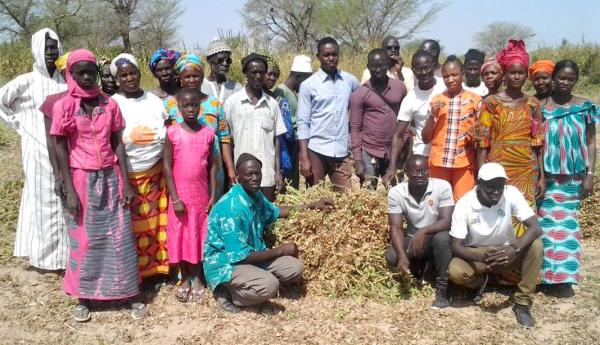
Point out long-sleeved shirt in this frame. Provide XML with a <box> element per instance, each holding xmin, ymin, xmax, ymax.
<box><xmin>349</xmin><ymin>79</ymin><xmax>407</xmax><ymax>159</ymax></box>
<box><xmin>297</xmin><ymin>68</ymin><xmax>359</xmax><ymax>158</ymax></box>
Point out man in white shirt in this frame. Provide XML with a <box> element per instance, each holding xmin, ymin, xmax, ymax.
<box><xmin>449</xmin><ymin>163</ymin><xmax>543</xmax><ymax>328</ymax></box>
<box><xmin>462</xmin><ymin>49</ymin><xmax>488</xmax><ymax>97</ymax></box>
<box><xmin>383</xmin><ymin>50</ymin><xmax>446</xmax><ymax>187</ymax></box>
<box><xmin>386</xmin><ymin>155</ymin><xmax>454</xmax><ymax>309</ymax></box>
<box><xmin>224</xmin><ymin>53</ymin><xmax>287</xmax><ymax>201</ymax></box>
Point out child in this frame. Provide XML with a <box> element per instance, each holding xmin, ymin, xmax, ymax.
<box><xmin>422</xmin><ymin>55</ymin><xmax>482</xmax><ymax>201</ymax></box>
<box><xmin>50</xmin><ymin>49</ymin><xmax>144</xmax><ymax>322</ymax></box>
<box><xmin>163</xmin><ymin>87</ymin><xmax>217</xmax><ymax>302</ymax></box>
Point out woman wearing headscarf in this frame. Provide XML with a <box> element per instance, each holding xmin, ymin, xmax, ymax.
<box><xmin>0</xmin><ymin>28</ymin><xmax>68</xmax><ymax>271</ymax></box>
<box><xmin>98</xmin><ymin>57</ymin><xmax>118</xmax><ymax>96</ymax></box>
<box><xmin>149</xmin><ymin>48</ymin><xmax>181</xmax><ymax>100</ymax></box>
<box><xmin>538</xmin><ymin>60</ymin><xmax>598</xmax><ymax>297</ymax></box>
<box><xmin>480</xmin><ymin>58</ymin><xmax>503</xmax><ymax>98</ymax></box>
<box><xmin>164</xmin><ymin>54</ymin><xmax>235</xmax><ymax>197</ymax></box>
<box><xmin>529</xmin><ymin>60</ymin><xmax>555</xmax><ymax>102</ymax></box>
<box><xmin>51</xmin><ymin>49</ymin><xmax>144</xmax><ymax>322</ymax></box>
<box><xmin>110</xmin><ymin>53</ymin><xmax>170</xmax><ymax>280</ymax></box>
<box><xmin>475</xmin><ymin>40</ymin><xmax>545</xmax><ymax>236</ymax></box>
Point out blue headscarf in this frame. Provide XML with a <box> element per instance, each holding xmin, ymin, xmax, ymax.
<box><xmin>149</xmin><ymin>48</ymin><xmax>180</xmax><ymax>73</ymax></box>
<box><xmin>174</xmin><ymin>54</ymin><xmax>204</xmax><ymax>75</ymax></box>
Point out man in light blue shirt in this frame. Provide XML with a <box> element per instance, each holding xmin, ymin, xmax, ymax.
<box><xmin>297</xmin><ymin>37</ymin><xmax>359</xmax><ymax>190</ymax></box>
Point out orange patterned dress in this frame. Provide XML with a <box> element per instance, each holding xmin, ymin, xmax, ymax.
<box><xmin>474</xmin><ymin>95</ymin><xmax>543</xmax><ymax>236</ymax></box>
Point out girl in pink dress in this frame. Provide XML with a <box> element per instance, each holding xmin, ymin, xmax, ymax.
<box><xmin>163</xmin><ymin>88</ymin><xmax>217</xmax><ymax>302</ymax></box>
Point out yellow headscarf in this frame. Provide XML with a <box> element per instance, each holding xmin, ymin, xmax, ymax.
<box><xmin>55</xmin><ymin>52</ymin><xmax>71</xmax><ymax>71</ymax></box>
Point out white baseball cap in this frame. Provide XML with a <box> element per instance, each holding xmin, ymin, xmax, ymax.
<box><xmin>291</xmin><ymin>55</ymin><xmax>312</xmax><ymax>73</ymax></box>
<box><xmin>478</xmin><ymin>163</ymin><xmax>509</xmax><ymax>181</ymax></box>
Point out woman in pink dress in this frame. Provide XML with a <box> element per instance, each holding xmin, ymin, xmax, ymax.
<box><xmin>163</xmin><ymin>87</ymin><xmax>217</xmax><ymax>302</ymax></box>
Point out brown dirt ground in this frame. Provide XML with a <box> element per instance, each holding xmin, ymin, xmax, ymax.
<box><xmin>1</xmin><ymin>126</ymin><xmax>600</xmax><ymax>345</ymax></box>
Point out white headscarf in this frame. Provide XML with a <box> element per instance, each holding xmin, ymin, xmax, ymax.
<box><xmin>110</xmin><ymin>53</ymin><xmax>139</xmax><ymax>77</ymax></box>
<box><xmin>31</xmin><ymin>28</ymin><xmax>62</xmax><ymax>77</ymax></box>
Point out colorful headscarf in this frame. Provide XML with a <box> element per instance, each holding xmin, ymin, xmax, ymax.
<box><xmin>174</xmin><ymin>54</ymin><xmax>204</xmax><ymax>74</ymax></box>
<box><xmin>149</xmin><ymin>48</ymin><xmax>180</xmax><ymax>73</ymax></box>
<box><xmin>55</xmin><ymin>52</ymin><xmax>71</xmax><ymax>71</ymax></box>
<box><xmin>481</xmin><ymin>57</ymin><xmax>502</xmax><ymax>74</ymax></box>
<box><xmin>496</xmin><ymin>40</ymin><xmax>529</xmax><ymax>73</ymax></box>
<box><xmin>98</xmin><ymin>56</ymin><xmax>112</xmax><ymax>70</ymax></box>
<box><xmin>109</xmin><ymin>53</ymin><xmax>139</xmax><ymax>77</ymax></box>
<box><xmin>528</xmin><ymin>60</ymin><xmax>555</xmax><ymax>80</ymax></box>
<box><xmin>66</xmin><ymin>49</ymin><xmax>101</xmax><ymax>100</ymax></box>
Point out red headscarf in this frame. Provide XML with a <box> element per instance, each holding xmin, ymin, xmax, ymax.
<box><xmin>66</xmin><ymin>49</ymin><xmax>101</xmax><ymax>100</ymax></box>
<box><xmin>528</xmin><ymin>60</ymin><xmax>555</xmax><ymax>80</ymax></box>
<box><xmin>496</xmin><ymin>40</ymin><xmax>529</xmax><ymax>73</ymax></box>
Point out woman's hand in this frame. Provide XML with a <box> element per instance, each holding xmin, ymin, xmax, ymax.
<box><xmin>205</xmin><ymin>197</ymin><xmax>216</xmax><ymax>214</ymax></box>
<box><xmin>122</xmin><ymin>183</ymin><xmax>136</xmax><ymax>207</ymax></box>
<box><xmin>535</xmin><ymin>174</ymin><xmax>546</xmax><ymax>201</ymax></box>
<box><xmin>173</xmin><ymin>199</ymin><xmax>187</xmax><ymax>216</ymax></box>
<box><xmin>227</xmin><ymin>170</ymin><xmax>237</xmax><ymax>186</ymax></box>
<box><xmin>65</xmin><ymin>189</ymin><xmax>80</xmax><ymax>217</ymax></box>
<box><xmin>581</xmin><ymin>174</ymin><xmax>594</xmax><ymax>199</ymax></box>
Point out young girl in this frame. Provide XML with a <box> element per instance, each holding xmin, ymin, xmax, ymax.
<box><xmin>163</xmin><ymin>87</ymin><xmax>217</xmax><ymax>302</ymax></box>
<box><xmin>422</xmin><ymin>55</ymin><xmax>482</xmax><ymax>201</ymax></box>
<box><xmin>50</xmin><ymin>49</ymin><xmax>144</xmax><ymax>322</ymax></box>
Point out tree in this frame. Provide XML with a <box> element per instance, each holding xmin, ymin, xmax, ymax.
<box><xmin>132</xmin><ymin>0</ymin><xmax>183</xmax><ymax>51</ymax></box>
<box><xmin>319</xmin><ymin>0</ymin><xmax>442</xmax><ymax>52</ymax></box>
<box><xmin>242</xmin><ymin>0</ymin><xmax>319</xmax><ymax>51</ymax></box>
<box><xmin>473</xmin><ymin>21</ymin><xmax>536</xmax><ymax>54</ymax></box>
<box><xmin>102</xmin><ymin>0</ymin><xmax>139</xmax><ymax>52</ymax></box>
<box><xmin>0</xmin><ymin>0</ymin><xmax>37</xmax><ymax>40</ymax></box>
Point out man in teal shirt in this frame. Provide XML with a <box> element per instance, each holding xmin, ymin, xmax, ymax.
<box><xmin>204</xmin><ymin>153</ymin><xmax>333</xmax><ymax>313</ymax></box>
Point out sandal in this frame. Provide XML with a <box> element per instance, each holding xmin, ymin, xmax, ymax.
<box><xmin>190</xmin><ymin>288</ymin><xmax>205</xmax><ymax>302</ymax></box>
<box><xmin>131</xmin><ymin>302</ymin><xmax>148</xmax><ymax>320</ymax></box>
<box><xmin>176</xmin><ymin>286</ymin><xmax>191</xmax><ymax>303</ymax></box>
<box><xmin>73</xmin><ymin>304</ymin><xmax>91</xmax><ymax>322</ymax></box>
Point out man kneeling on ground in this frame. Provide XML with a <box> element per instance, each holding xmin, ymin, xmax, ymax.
<box><xmin>448</xmin><ymin>163</ymin><xmax>543</xmax><ymax>328</ymax></box>
<box><xmin>203</xmin><ymin>153</ymin><xmax>334</xmax><ymax>313</ymax></box>
<box><xmin>385</xmin><ymin>155</ymin><xmax>454</xmax><ymax>309</ymax></box>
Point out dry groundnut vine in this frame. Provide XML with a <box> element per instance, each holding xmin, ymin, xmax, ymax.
<box><xmin>272</xmin><ymin>182</ymin><xmax>419</xmax><ymax>302</ymax></box>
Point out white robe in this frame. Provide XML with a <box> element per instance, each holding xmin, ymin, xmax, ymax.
<box><xmin>0</xmin><ymin>28</ymin><xmax>68</xmax><ymax>270</ymax></box>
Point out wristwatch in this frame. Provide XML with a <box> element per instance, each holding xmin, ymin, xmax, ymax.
<box><xmin>510</xmin><ymin>243</ymin><xmax>521</xmax><ymax>254</ymax></box>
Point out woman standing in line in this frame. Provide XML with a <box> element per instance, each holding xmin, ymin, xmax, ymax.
<box><xmin>538</xmin><ymin>60</ymin><xmax>598</xmax><ymax>297</ymax></box>
<box><xmin>149</xmin><ymin>48</ymin><xmax>181</xmax><ymax>100</ymax></box>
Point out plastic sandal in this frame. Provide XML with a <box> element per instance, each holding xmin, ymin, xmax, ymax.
<box><xmin>131</xmin><ymin>302</ymin><xmax>148</xmax><ymax>320</ymax></box>
<box><xmin>73</xmin><ymin>304</ymin><xmax>91</xmax><ymax>322</ymax></box>
<box><xmin>176</xmin><ymin>286</ymin><xmax>190</xmax><ymax>303</ymax></box>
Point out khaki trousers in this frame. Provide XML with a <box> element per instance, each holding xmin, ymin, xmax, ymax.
<box><xmin>448</xmin><ymin>239</ymin><xmax>543</xmax><ymax>306</ymax></box>
<box><xmin>225</xmin><ymin>256</ymin><xmax>303</xmax><ymax>307</ymax></box>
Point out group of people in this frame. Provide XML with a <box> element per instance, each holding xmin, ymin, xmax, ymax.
<box><xmin>0</xmin><ymin>28</ymin><xmax>596</xmax><ymax>329</ymax></box>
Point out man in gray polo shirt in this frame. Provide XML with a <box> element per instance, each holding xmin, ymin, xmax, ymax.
<box><xmin>385</xmin><ymin>155</ymin><xmax>454</xmax><ymax>309</ymax></box>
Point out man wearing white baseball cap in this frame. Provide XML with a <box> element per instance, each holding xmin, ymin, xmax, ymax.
<box><xmin>448</xmin><ymin>162</ymin><xmax>543</xmax><ymax>328</ymax></box>
<box><xmin>274</xmin><ymin>55</ymin><xmax>313</xmax><ymax>189</ymax></box>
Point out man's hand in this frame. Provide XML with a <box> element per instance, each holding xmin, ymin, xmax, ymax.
<box><xmin>382</xmin><ymin>170</ymin><xmax>397</xmax><ymax>189</ymax></box>
<box><xmin>54</xmin><ymin>179</ymin><xmax>66</xmax><ymax>199</ymax></box>
<box><xmin>484</xmin><ymin>245</ymin><xmax>517</xmax><ymax>270</ymax></box>
<box><xmin>408</xmin><ymin>230</ymin><xmax>427</xmax><ymax>257</ymax></box>
<box><xmin>311</xmin><ymin>197</ymin><xmax>335</xmax><ymax>211</ymax></box>
<box><xmin>397</xmin><ymin>253</ymin><xmax>410</xmax><ymax>275</ymax></box>
<box><xmin>227</xmin><ymin>170</ymin><xmax>237</xmax><ymax>186</ymax></box>
<box><xmin>277</xmin><ymin>243</ymin><xmax>299</xmax><ymax>257</ymax></box>
<box><xmin>65</xmin><ymin>189</ymin><xmax>80</xmax><ymax>217</ymax></box>
<box><xmin>300</xmin><ymin>155</ymin><xmax>312</xmax><ymax>178</ymax></box>
<box><xmin>354</xmin><ymin>160</ymin><xmax>366</xmax><ymax>184</ymax></box>
<box><xmin>275</xmin><ymin>171</ymin><xmax>283</xmax><ymax>193</ymax></box>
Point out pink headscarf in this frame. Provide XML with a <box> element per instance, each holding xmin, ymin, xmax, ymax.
<box><xmin>481</xmin><ymin>57</ymin><xmax>502</xmax><ymax>74</ymax></box>
<box><xmin>66</xmin><ymin>49</ymin><xmax>101</xmax><ymax>100</ymax></box>
<box><xmin>496</xmin><ymin>40</ymin><xmax>529</xmax><ymax>73</ymax></box>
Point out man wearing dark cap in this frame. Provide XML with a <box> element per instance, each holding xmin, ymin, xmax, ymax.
<box><xmin>224</xmin><ymin>53</ymin><xmax>287</xmax><ymax>201</ymax></box>
<box><xmin>463</xmin><ymin>48</ymin><xmax>488</xmax><ymax>96</ymax></box>
<box><xmin>202</xmin><ymin>39</ymin><xmax>242</xmax><ymax>103</ymax></box>
<box><xmin>204</xmin><ymin>153</ymin><xmax>334</xmax><ymax>313</ymax></box>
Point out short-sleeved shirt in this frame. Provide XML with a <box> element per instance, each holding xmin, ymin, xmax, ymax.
<box><xmin>463</xmin><ymin>83</ymin><xmax>488</xmax><ymax>97</ymax></box>
<box><xmin>397</xmin><ymin>81</ymin><xmax>446</xmax><ymax>156</ymax></box>
<box><xmin>429</xmin><ymin>90</ymin><xmax>481</xmax><ymax>168</ymax></box>
<box><xmin>203</xmin><ymin>183</ymin><xmax>280</xmax><ymax>289</ymax></box>
<box><xmin>40</xmin><ymin>91</ymin><xmax>68</xmax><ymax>119</ymax></box>
<box><xmin>112</xmin><ymin>92</ymin><xmax>167</xmax><ymax>173</ymax></box>
<box><xmin>201</xmin><ymin>79</ymin><xmax>243</xmax><ymax>104</ymax></box>
<box><xmin>274</xmin><ymin>84</ymin><xmax>298</xmax><ymax>129</ymax></box>
<box><xmin>296</xmin><ymin>68</ymin><xmax>359</xmax><ymax>158</ymax></box>
<box><xmin>50</xmin><ymin>95</ymin><xmax>124</xmax><ymax>170</ymax></box>
<box><xmin>450</xmin><ymin>185</ymin><xmax>535</xmax><ymax>247</ymax></box>
<box><xmin>224</xmin><ymin>89</ymin><xmax>287</xmax><ymax>187</ymax></box>
<box><xmin>387</xmin><ymin>178</ymin><xmax>454</xmax><ymax>235</ymax></box>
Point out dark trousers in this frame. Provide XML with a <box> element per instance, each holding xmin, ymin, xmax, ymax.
<box><xmin>385</xmin><ymin>231</ymin><xmax>452</xmax><ymax>290</ymax></box>
<box><xmin>282</xmin><ymin>140</ymin><xmax>300</xmax><ymax>190</ymax></box>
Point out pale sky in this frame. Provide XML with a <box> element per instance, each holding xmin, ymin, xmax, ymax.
<box><xmin>178</xmin><ymin>0</ymin><xmax>600</xmax><ymax>54</ymax></box>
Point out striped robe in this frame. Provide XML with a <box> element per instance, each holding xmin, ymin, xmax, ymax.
<box><xmin>0</xmin><ymin>28</ymin><xmax>68</xmax><ymax>270</ymax></box>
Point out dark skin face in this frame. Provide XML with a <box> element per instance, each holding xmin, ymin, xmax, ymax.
<box><xmin>553</xmin><ymin>67</ymin><xmax>578</xmax><ymax>95</ymax></box>
<box><xmin>504</xmin><ymin>63</ymin><xmax>527</xmax><ymax>91</ymax></box>
<box><xmin>237</xmin><ymin>160</ymin><xmax>262</xmax><ymax>195</ymax></box>
<box><xmin>420</xmin><ymin>41</ymin><xmax>439</xmax><ymax>64</ymax></box>
<box><xmin>532</xmin><ymin>71</ymin><xmax>553</xmax><ymax>97</ymax></box>
<box><xmin>44</xmin><ymin>37</ymin><xmax>59</xmax><ymax>75</ymax></box>
<box><xmin>264</xmin><ymin>65</ymin><xmax>280</xmax><ymax>90</ymax></box>
<box><xmin>116</xmin><ymin>63</ymin><xmax>142</xmax><ymax>97</ymax></box>
<box><xmin>382</xmin><ymin>37</ymin><xmax>400</xmax><ymax>63</ymax></box>
<box><xmin>208</xmin><ymin>51</ymin><xmax>232</xmax><ymax>78</ymax></box>
<box><xmin>176</xmin><ymin>92</ymin><xmax>201</xmax><ymax>125</ymax></box>
<box><xmin>179</xmin><ymin>66</ymin><xmax>204</xmax><ymax>89</ymax></box>
<box><xmin>100</xmin><ymin>65</ymin><xmax>118</xmax><ymax>95</ymax></box>
<box><xmin>464</xmin><ymin>60</ymin><xmax>482</xmax><ymax>86</ymax></box>
<box><xmin>405</xmin><ymin>158</ymin><xmax>429</xmax><ymax>188</ymax></box>
<box><xmin>412</xmin><ymin>55</ymin><xmax>435</xmax><ymax>89</ymax></box>
<box><xmin>317</xmin><ymin>43</ymin><xmax>339</xmax><ymax>75</ymax></box>
<box><xmin>442</xmin><ymin>61</ymin><xmax>463</xmax><ymax>95</ymax></box>
<box><xmin>367</xmin><ymin>52</ymin><xmax>390</xmax><ymax>83</ymax></box>
<box><xmin>294</xmin><ymin>72</ymin><xmax>312</xmax><ymax>91</ymax></box>
<box><xmin>154</xmin><ymin>59</ymin><xmax>176</xmax><ymax>85</ymax></box>
<box><xmin>476</xmin><ymin>178</ymin><xmax>507</xmax><ymax>207</ymax></box>
<box><xmin>246</xmin><ymin>60</ymin><xmax>267</xmax><ymax>91</ymax></box>
<box><xmin>70</xmin><ymin>61</ymin><xmax>99</xmax><ymax>90</ymax></box>
<box><xmin>482</xmin><ymin>64</ymin><xmax>503</xmax><ymax>91</ymax></box>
